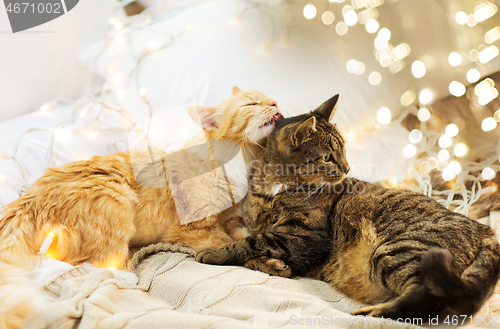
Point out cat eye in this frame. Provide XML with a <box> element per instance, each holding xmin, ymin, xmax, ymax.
<box><xmin>322</xmin><ymin>154</ymin><xmax>331</xmax><ymax>162</ymax></box>
<box><xmin>245</xmin><ymin>103</ymin><xmax>259</xmax><ymax>106</ymax></box>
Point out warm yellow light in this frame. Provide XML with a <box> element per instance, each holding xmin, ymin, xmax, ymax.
<box><xmin>336</xmin><ymin>22</ymin><xmax>348</xmax><ymax>35</ymax></box>
<box><xmin>114</xmin><ymin>22</ymin><xmax>123</xmax><ymax>31</ymax></box>
<box><xmin>419</xmin><ymin>89</ymin><xmax>434</xmax><ymax>105</ymax></box>
<box><xmin>449</xmin><ymin>81</ymin><xmax>466</xmax><ymax>97</ymax></box>
<box><xmin>448</xmin><ymin>52</ymin><xmax>462</xmax><ymax>66</ymax></box>
<box><xmin>418</xmin><ymin>108</ymin><xmax>431</xmax><ymax>122</ymax></box>
<box><xmin>455</xmin><ymin>11</ymin><xmax>468</xmax><ymax>25</ymax></box>
<box><xmin>467</xmin><ymin>69</ymin><xmax>480</xmax><ymax>83</ymax></box>
<box><xmin>303</xmin><ymin>4</ymin><xmax>317</xmax><ymax>20</ymax></box>
<box><xmin>454</xmin><ymin>143</ymin><xmax>468</xmax><ymax>157</ymax></box>
<box><xmin>88</xmin><ymin>130</ymin><xmax>96</xmax><ymax>139</ymax></box>
<box><xmin>482</xmin><ymin>117</ymin><xmax>497</xmax><ymax>131</ymax></box>
<box><xmin>344</xmin><ymin>11</ymin><xmax>358</xmax><ymax>26</ymax></box>
<box><xmin>365</xmin><ymin>19</ymin><xmax>379</xmax><ymax>33</ymax></box>
<box><xmin>390</xmin><ymin>177</ymin><xmax>397</xmax><ymax>186</ymax></box>
<box><xmin>402</xmin><ymin>144</ymin><xmax>417</xmax><ymax>158</ymax></box>
<box><xmin>346</xmin><ymin>131</ymin><xmax>355</xmax><ymax>141</ymax></box>
<box><xmin>482</xmin><ymin>167</ymin><xmax>496</xmax><ymax>180</ymax></box>
<box><xmin>411</xmin><ymin>61</ymin><xmax>426</xmax><ymax>79</ymax></box>
<box><xmin>48</xmin><ymin>232</ymin><xmax>55</xmax><ymax>238</ymax></box>
<box><xmin>40</xmin><ymin>104</ymin><xmax>49</xmax><ymax>112</ymax></box>
<box><xmin>492</xmin><ymin>184</ymin><xmax>498</xmax><ymax>192</ymax></box>
<box><xmin>368</xmin><ymin>71</ymin><xmax>382</xmax><ymax>85</ymax></box>
<box><xmin>322</xmin><ymin>11</ymin><xmax>335</xmax><ymax>25</ymax></box>
<box><xmin>186</xmin><ymin>24</ymin><xmax>194</xmax><ymax>30</ymax></box>
<box><xmin>377</xmin><ymin>107</ymin><xmax>392</xmax><ymax>125</ymax></box>
<box><xmin>139</xmin><ymin>87</ymin><xmax>147</xmax><ymax>102</ymax></box>
<box><xmin>408</xmin><ymin>129</ymin><xmax>422</xmax><ymax>144</ymax></box>
<box><xmin>445</xmin><ymin>124</ymin><xmax>459</xmax><ymax>137</ymax></box>
<box><xmin>109</xmin><ymin>17</ymin><xmax>117</xmax><ymax>25</ymax></box>
<box><xmin>109</xmin><ymin>266</ymin><xmax>116</xmax><ymax>270</ymax></box>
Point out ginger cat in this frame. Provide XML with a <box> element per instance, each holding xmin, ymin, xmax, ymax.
<box><xmin>0</xmin><ymin>87</ymin><xmax>281</xmax><ymax>329</ymax></box>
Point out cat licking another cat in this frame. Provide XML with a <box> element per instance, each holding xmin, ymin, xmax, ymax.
<box><xmin>0</xmin><ymin>88</ymin><xmax>282</xmax><ymax>329</ymax></box>
<box><xmin>197</xmin><ymin>95</ymin><xmax>500</xmax><ymax>319</ymax></box>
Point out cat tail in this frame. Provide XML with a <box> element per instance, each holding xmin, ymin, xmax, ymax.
<box><xmin>420</xmin><ymin>238</ymin><xmax>500</xmax><ymax>316</ymax></box>
<box><xmin>0</xmin><ymin>209</ymin><xmax>44</xmax><ymax>329</ymax></box>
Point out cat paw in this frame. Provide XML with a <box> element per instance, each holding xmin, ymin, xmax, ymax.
<box><xmin>244</xmin><ymin>256</ymin><xmax>292</xmax><ymax>278</ymax></box>
<box><xmin>112</xmin><ymin>270</ymin><xmax>139</xmax><ymax>286</ymax></box>
<box><xmin>351</xmin><ymin>304</ymin><xmax>393</xmax><ymax>318</ymax></box>
<box><xmin>196</xmin><ymin>249</ymin><xmax>220</xmax><ymax>264</ymax></box>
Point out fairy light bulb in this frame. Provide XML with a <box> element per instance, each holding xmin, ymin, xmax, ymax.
<box><xmin>303</xmin><ymin>4</ymin><xmax>317</xmax><ymax>20</ymax></box>
<box><xmin>418</xmin><ymin>108</ymin><xmax>431</xmax><ymax>121</ymax></box>
<box><xmin>186</xmin><ymin>24</ymin><xmax>194</xmax><ymax>30</ymax></box>
<box><xmin>482</xmin><ymin>167</ymin><xmax>496</xmax><ymax>180</ymax></box>
<box><xmin>482</xmin><ymin>117</ymin><xmax>497</xmax><ymax>131</ymax></box>
<box><xmin>377</xmin><ymin>107</ymin><xmax>392</xmax><ymax>125</ymax></box>
<box><xmin>39</xmin><ymin>232</ymin><xmax>55</xmax><ymax>254</ymax></box>
<box><xmin>408</xmin><ymin>129</ymin><xmax>422</xmax><ymax>143</ymax></box>
<box><xmin>454</xmin><ymin>143</ymin><xmax>468</xmax><ymax>157</ymax></box>
<box><xmin>114</xmin><ymin>22</ymin><xmax>123</xmax><ymax>31</ymax></box>
<box><xmin>109</xmin><ymin>17</ymin><xmax>117</xmax><ymax>25</ymax></box>
<box><xmin>40</xmin><ymin>103</ymin><xmax>49</xmax><ymax>112</ymax></box>
<box><xmin>402</xmin><ymin>144</ymin><xmax>417</xmax><ymax>158</ymax></box>
<box><xmin>448</xmin><ymin>52</ymin><xmax>462</xmax><ymax>66</ymax></box>
<box><xmin>48</xmin><ymin>232</ymin><xmax>55</xmax><ymax>239</ymax></box>
<box><xmin>346</xmin><ymin>131</ymin><xmax>355</xmax><ymax>141</ymax></box>
<box><xmin>445</xmin><ymin>124</ymin><xmax>459</xmax><ymax>137</ymax></box>
<box><xmin>427</xmin><ymin>157</ymin><xmax>438</xmax><ymax>169</ymax></box>
<box><xmin>419</xmin><ymin>89</ymin><xmax>434</xmax><ymax>105</ymax></box>
<box><xmin>401</xmin><ymin>91</ymin><xmax>416</xmax><ymax>106</ymax></box>
<box><xmin>438</xmin><ymin>149</ymin><xmax>450</xmax><ymax>161</ymax></box>
<box><xmin>368</xmin><ymin>72</ymin><xmax>382</xmax><ymax>85</ymax></box>
<box><xmin>411</xmin><ymin>61</ymin><xmax>426</xmax><ymax>79</ymax></box>
<box><xmin>467</xmin><ymin>69</ymin><xmax>480</xmax><ymax>83</ymax></box>
<box><xmin>336</xmin><ymin>22</ymin><xmax>348</xmax><ymax>35</ymax></box>
<box><xmin>109</xmin><ymin>266</ymin><xmax>116</xmax><ymax>270</ymax></box>
<box><xmin>449</xmin><ymin>161</ymin><xmax>462</xmax><ymax>174</ymax></box>
<box><xmin>322</xmin><ymin>11</ymin><xmax>335</xmax><ymax>25</ymax></box>
<box><xmin>139</xmin><ymin>87</ymin><xmax>148</xmax><ymax>102</ymax></box>
<box><xmin>449</xmin><ymin>81</ymin><xmax>466</xmax><ymax>97</ymax></box>
<box><xmin>455</xmin><ymin>11</ymin><xmax>468</xmax><ymax>25</ymax></box>
<box><xmin>344</xmin><ymin>11</ymin><xmax>358</xmax><ymax>26</ymax></box>
<box><xmin>442</xmin><ymin>166</ymin><xmax>456</xmax><ymax>181</ymax></box>
<box><xmin>438</xmin><ymin>135</ymin><xmax>452</xmax><ymax>148</ymax></box>
<box><xmin>365</xmin><ymin>19</ymin><xmax>379</xmax><ymax>33</ymax></box>
<box><xmin>346</xmin><ymin>60</ymin><xmax>360</xmax><ymax>74</ymax></box>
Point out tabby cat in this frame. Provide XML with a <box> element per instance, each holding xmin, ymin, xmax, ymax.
<box><xmin>197</xmin><ymin>95</ymin><xmax>500</xmax><ymax>319</ymax></box>
<box><xmin>0</xmin><ymin>88</ymin><xmax>281</xmax><ymax>329</ymax></box>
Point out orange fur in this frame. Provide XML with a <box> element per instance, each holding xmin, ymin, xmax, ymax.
<box><xmin>0</xmin><ymin>89</ymin><xmax>280</xmax><ymax>328</ymax></box>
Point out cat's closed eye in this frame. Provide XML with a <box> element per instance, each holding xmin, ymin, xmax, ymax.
<box><xmin>245</xmin><ymin>103</ymin><xmax>259</xmax><ymax>106</ymax></box>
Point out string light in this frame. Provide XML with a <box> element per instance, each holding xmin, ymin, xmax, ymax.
<box><xmin>417</xmin><ymin>108</ymin><xmax>431</xmax><ymax>121</ymax></box>
<box><xmin>438</xmin><ymin>135</ymin><xmax>452</xmax><ymax>148</ymax></box>
<box><xmin>408</xmin><ymin>129</ymin><xmax>422</xmax><ymax>143</ymax></box>
<box><xmin>344</xmin><ymin>11</ymin><xmax>358</xmax><ymax>26</ymax></box>
<box><xmin>479</xmin><ymin>45</ymin><xmax>499</xmax><ymax>63</ymax></box>
<box><xmin>449</xmin><ymin>161</ymin><xmax>462</xmax><ymax>174</ymax></box>
<box><xmin>438</xmin><ymin>149</ymin><xmax>450</xmax><ymax>161</ymax></box>
<box><xmin>403</xmin><ymin>144</ymin><xmax>417</xmax><ymax>158</ymax></box>
<box><xmin>449</xmin><ymin>81</ymin><xmax>466</xmax><ymax>97</ymax></box>
<box><xmin>322</xmin><ymin>11</ymin><xmax>335</xmax><ymax>25</ymax></box>
<box><xmin>368</xmin><ymin>71</ymin><xmax>382</xmax><ymax>85</ymax></box>
<box><xmin>455</xmin><ymin>11</ymin><xmax>468</xmax><ymax>25</ymax></box>
<box><xmin>303</xmin><ymin>4</ymin><xmax>317</xmax><ymax>20</ymax></box>
<box><xmin>482</xmin><ymin>117</ymin><xmax>497</xmax><ymax>131</ymax></box>
<box><xmin>485</xmin><ymin>27</ymin><xmax>500</xmax><ymax>44</ymax></box>
<box><xmin>377</xmin><ymin>107</ymin><xmax>392</xmax><ymax>125</ymax></box>
<box><xmin>442</xmin><ymin>166</ymin><xmax>456</xmax><ymax>181</ymax></box>
<box><xmin>467</xmin><ymin>69</ymin><xmax>480</xmax><ymax>83</ymax></box>
<box><xmin>336</xmin><ymin>22</ymin><xmax>348</xmax><ymax>35</ymax></box>
<box><xmin>445</xmin><ymin>124</ymin><xmax>459</xmax><ymax>137</ymax></box>
<box><xmin>365</xmin><ymin>19</ymin><xmax>379</xmax><ymax>33</ymax></box>
<box><xmin>419</xmin><ymin>89</ymin><xmax>434</xmax><ymax>105</ymax></box>
<box><xmin>474</xmin><ymin>1</ymin><xmax>498</xmax><ymax>22</ymax></box>
<box><xmin>454</xmin><ymin>143</ymin><xmax>468</xmax><ymax>157</ymax></box>
<box><xmin>427</xmin><ymin>157</ymin><xmax>438</xmax><ymax>169</ymax></box>
<box><xmin>482</xmin><ymin>167</ymin><xmax>496</xmax><ymax>180</ymax></box>
<box><xmin>411</xmin><ymin>61</ymin><xmax>426</xmax><ymax>78</ymax></box>
<box><xmin>448</xmin><ymin>52</ymin><xmax>462</xmax><ymax>66</ymax></box>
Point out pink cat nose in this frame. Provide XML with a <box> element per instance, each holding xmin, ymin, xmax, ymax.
<box><xmin>269</xmin><ymin>101</ymin><xmax>277</xmax><ymax>107</ymax></box>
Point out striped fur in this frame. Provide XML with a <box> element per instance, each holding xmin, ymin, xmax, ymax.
<box><xmin>197</xmin><ymin>95</ymin><xmax>500</xmax><ymax>319</ymax></box>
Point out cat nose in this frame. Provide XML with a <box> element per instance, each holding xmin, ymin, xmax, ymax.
<box><xmin>269</xmin><ymin>101</ymin><xmax>277</xmax><ymax>107</ymax></box>
<box><xmin>340</xmin><ymin>163</ymin><xmax>350</xmax><ymax>174</ymax></box>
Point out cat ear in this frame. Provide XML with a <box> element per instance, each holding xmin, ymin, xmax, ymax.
<box><xmin>313</xmin><ymin>94</ymin><xmax>339</xmax><ymax>122</ymax></box>
<box><xmin>232</xmin><ymin>86</ymin><xmax>242</xmax><ymax>96</ymax></box>
<box><xmin>187</xmin><ymin>106</ymin><xmax>219</xmax><ymax>131</ymax></box>
<box><xmin>291</xmin><ymin>116</ymin><xmax>317</xmax><ymax>147</ymax></box>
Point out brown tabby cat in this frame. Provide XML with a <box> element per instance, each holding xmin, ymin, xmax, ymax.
<box><xmin>0</xmin><ymin>88</ymin><xmax>281</xmax><ymax>329</ymax></box>
<box><xmin>197</xmin><ymin>95</ymin><xmax>500</xmax><ymax>319</ymax></box>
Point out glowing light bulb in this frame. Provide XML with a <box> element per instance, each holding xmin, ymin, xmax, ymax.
<box><xmin>365</xmin><ymin>19</ymin><xmax>379</xmax><ymax>33</ymax></box>
<box><xmin>112</xmin><ymin>74</ymin><xmax>121</xmax><ymax>84</ymax></box>
<box><xmin>449</xmin><ymin>161</ymin><xmax>462</xmax><ymax>174</ymax></box>
<box><xmin>438</xmin><ymin>135</ymin><xmax>452</xmax><ymax>148</ymax></box>
<box><xmin>368</xmin><ymin>72</ymin><xmax>382</xmax><ymax>85</ymax></box>
<box><xmin>455</xmin><ymin>11</ymin><xmax>468</xmax><ymax>25</ymax></box>
<box><xmin>344</xmin><ymin>11</ymin><xmax>358</xmax><ymax>26</ymax></box>
<box><xmin>449</xmin><ymin>81</ymin><xmax>466</xmax><ymax>97</ymax></box>
<box><xmin>114</xmin><ymin>22</ymin><xmax>123</xmax><ymax>31</ymax></box>
<box><xmin>48</xmin><ymin>232</ymin><xmax>55</xmax><ymax>238</ymax></box>
<box><xmin>355</xmin><ymin>61</ymin><xmax>365</xmax><ymax>75</ymax></box>
<box><xmin>401</xmin><ymin>91</ymin><xmax>416</xmax><ymax>106</ymax></box>
<box><xmin>80</xmin><ymin>110</ymin><xmax>87</xmax><ymax>117</ymax></box>
<box><xmin>427</xmin><ymin>157</ymin><xmax>438</xmax><ymax>169</ymax></box>
<box><xmin>419</xmin><ymin>89</ymin><xmax>434</xmax><ymax>105</ymax></box>
<box><xmin>378</xmin><ymin>28</ymin><xmax>391</xmax><ymax>40</ymax></box>
<box><xmin>390</xmin><ymin>177</ymin><xmax>397</xmax><ymax>186</ymax></box>
<box><xmin>418</xmin><ymin>108</ymin><xmax>431</xmax><ymax>122</ymax></box>
<box><xmin>482</xmin><ymin>167</ymin><xmax>496</xmax><ymax>180</ymax></box>
<box><xmin>109</xmin><ymin>17</ymin><xmax>117</xmax><ymax>25</ymax></box>
<box><xmin>445</xmin><ymin>124</ymin><xmax>459</xmax><ymax>137</ymax></box>
<box><xmin>408</xmin><ymin>129</ymin><xmax>422</xmax><ymax>144</ymax></box>
<box><xmin>87</xmin><ymin>129</ymin><xmax>96</xmax><ymax>139</ymax></box>
<box><xmin>139</xmin><ymin>87</ymin><xmax>148</xmax><ymax>102</ymax></box>
<box><xmin>411</xmin><ymin>61</ymin><xmax>426</xmax><ymax>79</ymax></box>
<box><xmin>109</xmin><ymin>266</ymin><xmax>116</xmax><ymax>270</ymax></box>
<box><xmin>40</xmin><ymin>104</ymin><xmax>49</xmax><ymax>112</ymax></box>
<box><xmin>438</xmin><ymin>149</ymin><xmax>450</xmax><ymax>161</ymax></box>
<box><xmin>454</xmin><ymin>143</ymin><xmax>468</xmax><ymax>157</ymax></box>
<box><xmin>303</xmin><ymin>4</ymin><xmax>317</xmax><ymax>20</ymax></box>
<box><xmin>336</xmin><ymin>22</ymin><xmax>348</xmax><ymax>35</ymax></box>
<box><xmin>403</xmin><ymin>144</ymin><xmax>417</xmax><ymax>158</ymax></box>
<box><xmin>346</xmin><ymin>60</ymin><xmax>360</xmax><ymax>74</ymax></box>
<box><xmin>492</xmin><ymin>184</ymin><xmax>498</xmax><ymax>192</ymax></box>
<box><xmin>442</xmin><ymin>166</ymin><xmax>456</xmax><ymax>181</ymax></box>
<box><xmin>117</xmin><ymin>89</ymin><xmax>126</xmax><ymax>99</ymax></box>
<box><xmin>322</xmin><ymin>11</ymin><xmax>335</xmax><ymax>25</ymax></box>
<box><xmin>467</xmin><ymin>69</ymin><xmax>480</xmax><ymax>83</ymax></box>
<box><xmin>479</xmin><ymin>46</ymin><xmax>499</xmax><ymax>63</ymax></box>
<box><xmin>346</xmin><ymin>131</ymin><xmax>355</xmax><ymax>141</ymax></box>
<box><xmin>377</xmin><ymin>107</ymin><xmax>392</xmax><ymax>125</ymax></box>
<box><xmin>448</xmin><ymin>52</ymin><xmax>462</xmax><ymax>66</ymax></box>
<box><xmin>482</xmin><ymin>117</ymin><xmax>497</xmax><ymax>131</ymax></box>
